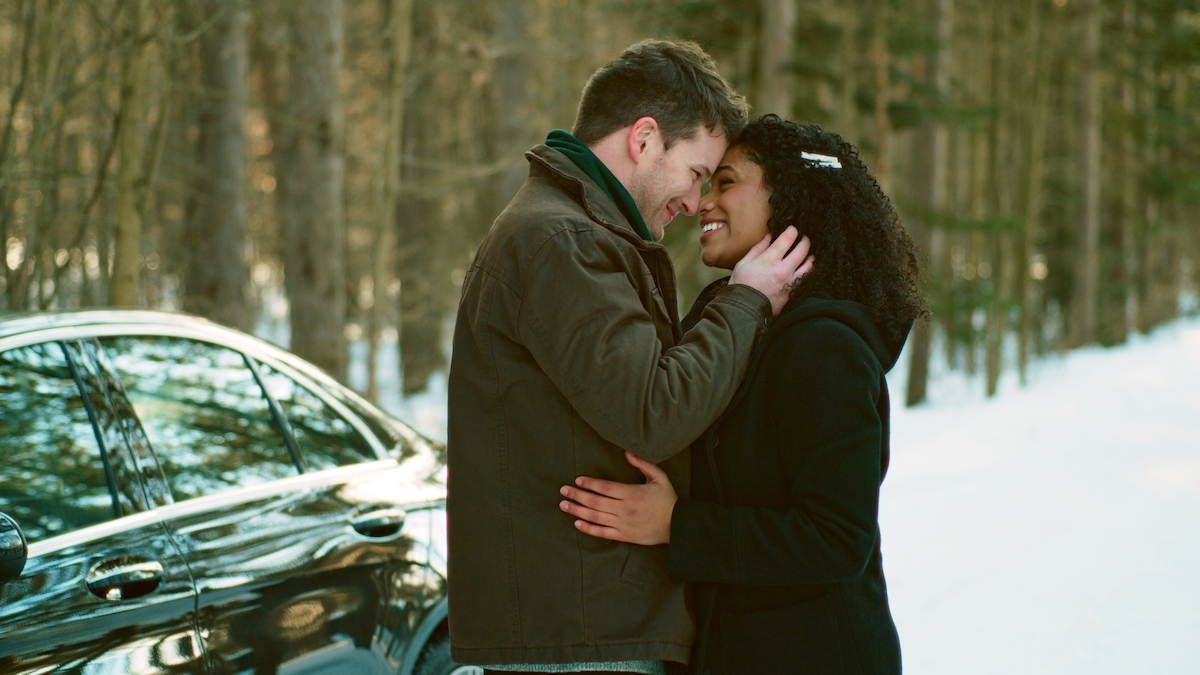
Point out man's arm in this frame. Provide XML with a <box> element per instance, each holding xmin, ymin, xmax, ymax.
<box><xmin>729</xmin><ymin>230</ymin><xmax>814</xmax><ymax>316</ymax></box>
<box><xmin>559</xmin><ymin>321</ymin><xmax>884</xmax><ymax>587</ymax></box>
<box><xmin>517</xmin><ymin>226</ymin><xmax>809</xmax><ymax>462</ymax></box>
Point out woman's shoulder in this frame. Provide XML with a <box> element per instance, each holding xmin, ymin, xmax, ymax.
<box><xmin>753</xmin><ymin>310</ymin><xmax>883</xmax><ymax>411</ymax></box>
<box><xmin>766</xmin><ymin>316</ymin><xmax>875</xmax><ymax>373</ymax></box>
<box><xmin>776</xmin><ymin>315</ymin><xmax>865</xmax><ymax>345</ymax></box>
<box><xmin>766</xmin><ymin>296</ymin><xmax>893</xmax><ymax>371</ymax></box>
<box><xmin>769</xmin><ymin>299</ymin><xmax>874</xmax><ymax>349</ymax></box>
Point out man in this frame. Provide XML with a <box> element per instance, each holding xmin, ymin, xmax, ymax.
<box><xmin>447</xmin><ymin>40</ymin><xmax>811</xmax><ymax>675</ymax></box>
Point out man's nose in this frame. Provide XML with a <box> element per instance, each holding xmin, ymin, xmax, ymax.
<box><xmin>681</xmin><ymin>184</ymin><xmax>703</xmax><ymax>215</ymax></box>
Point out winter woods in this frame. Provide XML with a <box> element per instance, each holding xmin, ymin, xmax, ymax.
<box><xmin>1</xmin><ymin>0</ymin><xmax>1197</xmax><ymax>405</ymax></box>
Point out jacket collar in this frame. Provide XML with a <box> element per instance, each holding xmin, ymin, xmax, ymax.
<box><xmin>525</xmin><ymin>144</ymin><xmax>662</xmax><ymax>250</ymax></box>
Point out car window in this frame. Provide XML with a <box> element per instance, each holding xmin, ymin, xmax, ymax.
<box><xmin>255</xmin><ymin>362</ymin><xmax>376</xmax><ymax>470</ymax></box>
<box><xmin>62</xmin><ymin>339</ymin><xmax>149</xmax><ymax>515</ymax></box>
<box><xmin>322</xmin><ymin>385</ymin><xmax>411</xmax><ymax>455</ymax></box>
<box><xmin>83</xmin><ymin>339</ymin><xmax>175</xmax><ymax>509</ymax></box>
<box><xmin>100</xmin><ymin>336</ymin><xmax>297</xmax><ymax>502</ymax></box>
<box><xmin>0</xmin><ymin>343</ymin><xmax>115</xmax><ymax>542</ymax></box>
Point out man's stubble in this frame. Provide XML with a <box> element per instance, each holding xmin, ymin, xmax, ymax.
<box><xmin>626</xmin><ymin>155</ymin><xmax>673</xmax><ymax>242</ymax></box>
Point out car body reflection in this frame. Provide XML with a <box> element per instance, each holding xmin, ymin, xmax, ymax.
<box><xmin>0</xmin><ymin>311</ymin><xmax>454</xmax><ymax>675</ymax></box>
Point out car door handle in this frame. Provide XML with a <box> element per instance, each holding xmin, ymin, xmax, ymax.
<box><xmin>86</xmin><ymin>561</ymin><xmax>165</xmax><ymax>601</ymax></box>
<box><xmin>351</xmin><ymin>509</ymin><xmax>406</xmax><ymax>538</ymax></box>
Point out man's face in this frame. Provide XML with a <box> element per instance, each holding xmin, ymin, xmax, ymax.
<box><xmin>627</xmin><ymin>126</ymin><xmax>728</xmax><ymax>241</ymax></box>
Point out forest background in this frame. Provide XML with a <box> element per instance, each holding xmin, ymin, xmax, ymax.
<box><xmin>1</xmin><ymin>0</ymin><xmax>1197</xmax><ymax>410</ymax></box>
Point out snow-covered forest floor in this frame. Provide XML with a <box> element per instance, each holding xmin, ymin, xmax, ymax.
<box><xmin>882</xmin><ymin>315</ymin><xmax>1200</xmax><ymax>673</ymax></box>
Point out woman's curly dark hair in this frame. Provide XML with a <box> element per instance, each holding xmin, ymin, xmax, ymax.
<box><xmin>734</xmin><ymin>115</ymin><xmax>926</xmax><ymax>342</ymax></box>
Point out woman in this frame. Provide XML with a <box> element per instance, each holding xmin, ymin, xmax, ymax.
<box><xmin>559</xmin><ymin>115</ymin><xmax>924</xmax><ymax>675</ymax></box>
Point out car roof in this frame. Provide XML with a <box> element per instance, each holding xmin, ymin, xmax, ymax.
<box><xmin>0</xmin><ymin>308</ymin><xmax>436</xmax><ymax>446</ymax></box>
<box><xmin>0</xmin><ymin>309</ymin><xmax>344</xmax><ymax>390</ymax></box>
<box><xmin>0</xmin><ymin>309</ymin><xmax>220</xmax><ymax>341</ymax></box>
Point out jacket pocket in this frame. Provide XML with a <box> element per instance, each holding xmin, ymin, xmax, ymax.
<box><xmin>619</xmin><ymin>543</ymin><xmax>652</xmax><ymax>589</ymax></box>
<box><xmin>717</xmin><ymin>594</ymin><xmax>844</xmax><ymax>675</ymax></box>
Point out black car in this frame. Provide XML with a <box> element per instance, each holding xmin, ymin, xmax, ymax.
<box><xmin>0</xmin><ymin>310</ymin><xmax>473</xmax><ymax>675</ymax></box>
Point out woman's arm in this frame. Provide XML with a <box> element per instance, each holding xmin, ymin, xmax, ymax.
<box><xmin>561</xmin><ymin>318</ymin><xmax>884</xmax><ymax>586</ymax></box>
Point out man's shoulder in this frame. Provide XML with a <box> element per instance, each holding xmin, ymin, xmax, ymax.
<box><xmin>478</xmin><ymin>178</ymin><xmax>632</xmax><ymax>274</ymax></box>
<box><xmin>494</xmin><ymin>173</ymin><xmax>598</xmax><ymax>238</ymax></box>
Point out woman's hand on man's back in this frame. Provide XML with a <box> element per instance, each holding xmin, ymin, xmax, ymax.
<box><xmin>560</xmin><ymin>451</ymin><xmax>677</xmax><ymax>546</ymax></box>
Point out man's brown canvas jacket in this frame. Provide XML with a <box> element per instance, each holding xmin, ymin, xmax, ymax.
<box><xmin>446</xmin><ymin>145</ymin><xmax>772</xmax><ymax>666</ymax></box>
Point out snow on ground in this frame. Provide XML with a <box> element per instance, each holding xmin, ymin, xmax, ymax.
<box><xmin>882</xmin><ymin>315</ymin><xmax>1200</xmax><ymax>674</ymax></box>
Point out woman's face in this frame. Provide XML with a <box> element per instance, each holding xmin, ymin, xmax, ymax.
<box><xmin>697</xmin><ymin>145</ymin><xmax>772</xmax><ymax>270</ymax></box>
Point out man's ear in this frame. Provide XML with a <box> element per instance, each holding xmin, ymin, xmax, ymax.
<box><xmin>626</xmin><ymin>117</ymin><xmax>661</xmax><ymax>165</ymax></box>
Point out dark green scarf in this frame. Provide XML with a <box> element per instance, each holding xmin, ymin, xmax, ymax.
<box><xmin>544</xmin><ymin>129</ymin><xmax>653</xmax><ymax>242</ymax></box>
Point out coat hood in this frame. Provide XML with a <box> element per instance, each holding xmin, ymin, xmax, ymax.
<box><xmin>683</xmin><ymin>280</ymin><xmax>909</xmax><ymax>374</ymax></box>
<box><xmin>774</xmin><ymin>296</ymin><xmax>909</xmax><ymax>373</ymax></box>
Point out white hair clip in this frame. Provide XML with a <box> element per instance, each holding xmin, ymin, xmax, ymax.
<box><xmin>801</xmin><ymin>151</ymin><xmax>842</xmax><ymax>169</ymax></box>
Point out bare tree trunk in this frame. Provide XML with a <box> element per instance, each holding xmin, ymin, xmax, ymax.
<box><xmin>97</xmin><ymin>224</ymin><xmax>112</xmax><ymax>306</ymax></box>
<box><xmin>0</xmin><ymin>1</ymin><xmax>36</xmax><ymax>311</ymax></box>
<box><xmin>396</xmin><ymin>0</ymin><xmax>448</xmax><ymax>396</ymax></box>
<box><xmin>985</xmin><ymin>234</ymin><xmax>1011</xmax><ymax>396</ymax></box>
<box><xmin>870</xmin><ymin>1</ymin><xmax>890</xmax><ymax>192</ymax></box>
<box><xmin>984</xmin><ymin>0</ymin><xmax>1011</xmax><ymax>398</ymax></box>
<box><xmin>395</xmin><ymin>0</ymin><xmax>494</xmax><ymax>396</ymax></box>
<box><xmin>493</xmin><ymin>0</ymin><xmax>532</xmax><ymax>209</ymax></box>
<box><xmin>1118</xmin><ymin>0</ymin><xmax>1138</xmax><ymax>338</ymax></box>
<box><xmin>277</xmin><ymin>0</ymin><xmax>347</xmax><ymax>381</ymax></box>
<box><xmin>559</xmin><ymin>0</ymin><xmax>592</xmax><ymax>128</ymax></box>
<box><xmin>905</xmin><ymin>0</ymin><xmax>953</xmax><ymax>407</ymax></box>
<box><xmin>185</xmin><ymin>0</ymin><xmax>249</xmax><ymax>330</ymax></box>
<box><xmin>1017</xmin><ymin>0</ymin><xmax>1053</xmax><ymax>384</ymax></box>
<box><xmin>839</xmin><ymin>2</ymin><xmax>859</xmax><ymax>140</ymax></box>
<box><xmin>1135</xmin><ymin>10</ymin><xmax>1158</xmax><ymax>335</ymax></box>
<box><xmin>965</xmin><ymin>0</ymin><xmax>992</xmax><ymax>378</ymax></box>
<box><xmin>1140</xmin><ymin>74</ymin><xmax>1189</xmax><ymax>330</ymax></box>
<box><xmin>109</xmin><ymin>0</ymin><xmax>152</xmax><ymax>307</ymax></box>
<box><xmin>1068</xmin><ymin>0</ymin><xmax>1102</xmax><ymax>347</ymax></box>
<box><xmin>757</xmin><ymin>0</ymin><xmax>797</xmax><ymax>116</ymax></box>
<box><xmin>367</xmin><ymin>0</ymin><xmax>413</xmax><ymax>402</ymax></box>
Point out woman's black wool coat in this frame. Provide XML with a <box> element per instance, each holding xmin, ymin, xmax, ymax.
<box><xmin>671</xmin><ymin>286</ymin><xmax>907</xmax><ymax>675</ymax></box>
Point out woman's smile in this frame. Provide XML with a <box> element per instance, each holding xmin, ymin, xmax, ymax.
<box><xmin>699</xmin><ymin>219</ymin><xmax>726</xmax><ymax>241</ymax></box>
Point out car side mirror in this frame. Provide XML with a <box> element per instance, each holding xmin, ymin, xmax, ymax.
<box><xmin>0</xmin><ymin>513</ymin><xmax>28</xmax><ymax>585</ymax></box>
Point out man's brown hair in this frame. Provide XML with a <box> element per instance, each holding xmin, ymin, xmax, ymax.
<box><xmin>572</xmin><ymin>40</ymin><xmax>749</xmax><ymax>148</ymax></box>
